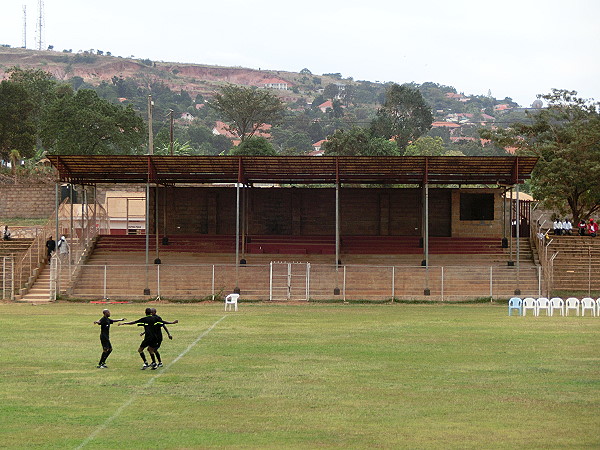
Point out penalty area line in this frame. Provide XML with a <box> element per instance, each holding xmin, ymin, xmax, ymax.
<box><xmin>76</xmin><ymin>315</ymin><xmax>227</xmax><ymax>449</ymax></box>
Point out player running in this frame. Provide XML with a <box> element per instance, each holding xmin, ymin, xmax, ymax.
<box><xmin>119</xmin><ymin>308</ymin><xmax>160</xmax><ymax>370</ymax></box>
<box><xmin>93</xmin><ymin>309</ymin><xmax>125</xmax><ymax>369</ymax></box>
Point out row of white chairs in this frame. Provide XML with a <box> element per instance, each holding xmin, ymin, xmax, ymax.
<box><xmin>508</xmin><ymin>297</ymin><xmax>600</xmax><ymax>316</ymax></box>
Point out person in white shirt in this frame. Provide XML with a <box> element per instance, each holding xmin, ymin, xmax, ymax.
<box><xmin>553</xmin><ymin>219</ymin><xmax>562</xmax><ymax>235</ymax></box>
<box><xmin>57</xmin><ymin>235</ymin><xmax>69</xmax><ymax>260</ymax></box>
<box><xmin>563</xmin><ymin>219</ymin><xmax>572</xmax><ymax>235</ymax></box>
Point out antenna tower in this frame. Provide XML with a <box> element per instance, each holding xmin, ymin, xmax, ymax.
<box><xmin>22</xmin><ymin>5</ymin><xmax>27</xmax><ymax>48</ymax></box>
<box><xmin>35</xmin><ymin>0</ymin><xmax>45</xmax><ymax>50</ymax></box>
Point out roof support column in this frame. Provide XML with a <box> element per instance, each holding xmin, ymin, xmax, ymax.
<box><xmin>234</xmin><ymin>157</ymin><xmax>243</xmax><ymax>294</ymax></box>
<box><xmin>154</xmin><ymin>184</ymin><xmax>161</xmax><ymax>266</ymax></box>
<box><xmin>514</xmin><ymin>183</ymin><xmax>521</xmax><ymax>295</ymax></box>
<box><xmin>422</xmin><ymin>158</ymin><xmax>430</xmax><ymax>295</ymax></box>
<box><xmin>334</xmin><ymin>160</ymin><xmax>341</xmax><ymax>296</ymax></box>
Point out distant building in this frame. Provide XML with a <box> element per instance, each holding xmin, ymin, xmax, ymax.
<box><xmin>258</xmin><ymin>78</ymin><xmax>290</xmax><ymax>90</ymax></box>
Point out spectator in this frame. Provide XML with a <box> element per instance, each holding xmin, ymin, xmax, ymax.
<box><xmin>57</xmin><ymin>235</ymin><xmax>69</xmax><ymax>260</ymax></box>
<box><xmin>563</xmin><ymin>219</ymin><xmax>572</xmax><ymax>236</ymax></box>
<box><xmin>578</xmin><ymin>219</ymin><xmax>587</xmax><ymax>236</ymax></box>
<box><xmin>46</xmin><ymin>236</ymin><xmax>56</xmax><ymax>261</ymax></box>
<box><xmin>553</xmin><ymin>219</ymin><xmax>562</xmax><ymax>235</ymax></box>
<box><xmin>588</xmin><ymin>218</ymin><xmax>598</xmax><ymax>237</ymax></box>
<box><xmin>2</xmin><ymin>225</ymin><xmax>11</xmax><ymax>240</ymax></box>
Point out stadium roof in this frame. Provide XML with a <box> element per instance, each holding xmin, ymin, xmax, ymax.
<box><xmin>47</xmin><ymin>155</ymin><xmax>538</xmax><ymax>186</ymax></box>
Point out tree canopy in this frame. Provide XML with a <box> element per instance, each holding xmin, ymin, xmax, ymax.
<box><xmin>41</xmin><ymin>89</ymin><xmax>145</xmax><ymax>155</ymax></box>
<box><xmin>481</xmin><ymin>89</ymin><xmax>600</xmax><ymax>223</ymax></box>
<box><xmin>207</xmin><ymin>85</ymin><xmax>284</xmax><ymax>143</ymax></box>
<box><xmin>322</xmin><ymin>127</ymin><xmax>401</xmax><ymax>156</ymax></box>
<box><xmin>370</xmin><ymin>83</ymin><xmax>433</xmax><ymax>150</ymax></box>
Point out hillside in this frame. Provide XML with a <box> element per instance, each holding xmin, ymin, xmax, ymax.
<box><xmin>0</xmin><ymin>47</ymin><xmax>526</xmax><ymax>156</ymax></box>
<box><xmin>0</xmin><ymin>47</ymin><xmax>335</xmax><ymax>101</ymax></box>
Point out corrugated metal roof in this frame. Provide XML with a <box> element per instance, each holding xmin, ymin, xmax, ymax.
<box><xmin>47</xmin><ymin>155</ymin><xmax>538</xmax><ymax>186</ymax></box>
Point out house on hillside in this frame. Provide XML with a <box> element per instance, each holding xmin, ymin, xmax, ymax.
<box><xmin>310</xmin><ymin>139</ymin><xmax>327</xmax><ymax>156</ymax></box>
<box><xmin>258</xmin><ymin>78</ymin><xmax>290</xmax><ymax>90</ymax></box>
<box><xmin>445</xmin><ymin>92</ymin><xmax>469</xmax><ymax>102</ymax></box>
<box><xmin>317</xmin><ymin>100</ymin><xmax>333</xmax><ymax>113</ymax></box>
<box><xmin>180</xmin><ymin>112</ymin><xmax>194</xmax><ymax>122</ymax></box>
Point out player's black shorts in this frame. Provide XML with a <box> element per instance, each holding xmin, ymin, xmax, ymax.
<box><xmin>154</xmin><ymin>339</ymin><xmax>162</xmax><ymax>350</ymax></box>
<box><xmin>100</xmin><ymin>338</ymin><xmax>112</xmax><ymax>350</ymax></box>
<box><xmin>140</xmin><ymin>338</ymin><xmax>159</xmax><ymax>349</ymax></box>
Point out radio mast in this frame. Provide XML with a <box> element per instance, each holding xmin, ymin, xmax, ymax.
<box><xmin>22</xmin><ymin>5</ymin><xmax>27</xmax><ymax>48</ymax></box>
<box><xmin>35</xmin><ymin>0</ymin><xmax>44</xmax><ymax>50</ymax></box>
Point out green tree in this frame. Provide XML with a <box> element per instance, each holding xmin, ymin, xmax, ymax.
<box><xmin>481</xmin><ymin>89</ymin><xmax>600</xmax><ymax>224</ymax></box>
<box><xmin>322</xmin><ymin>127</ymin><xmax>400</xmax><ymax>156</ymax></box>
<box><xmin>41</xmin><ymin>89</ymin><xmax>145</xmax><ymax>155</ymax></box>
<box><xmin>229</xmin><ymin>136</ymin><xmax>276</xmax><ymax>156</ymax></box>
<box><xmin>404</xmin><ymin>136</ymin><xmax>446</xmax><ymax>156</ymax></box>
<box><xmin>370</xmin><ymin>83</ymin><xmax>433</xmax><ymax>150</ymax></box>
<box><xmin>0</xmin><ymin>81</ymin><xmax>36</xmax><ymax>160</ymax></box>
<box><xmin>207</xmin><ymin>85</ymin><xmax>284</xmax><ymax>143</ymax></box>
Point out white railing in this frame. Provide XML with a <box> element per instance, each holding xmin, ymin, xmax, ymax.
<box><xmin>69</xmin><ymin>263</ymin><xmax>542</xmax><ymax>302</ymax></box>
<box><xmin>1</xmin><ymin>256</ymin><xmax>14</xmax><ymax>300</ymax></box>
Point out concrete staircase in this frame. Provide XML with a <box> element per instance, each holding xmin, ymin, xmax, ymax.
<box><xmin>19</xmin><ymin>262</ymin><xmax>52</xmax><ymax>303</ymax></box>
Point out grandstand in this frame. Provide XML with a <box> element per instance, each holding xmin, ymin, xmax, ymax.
<box><xmin>14</xmin><ymin>155</ymin><xmax>542</xmax><ymax>302</ymax></box>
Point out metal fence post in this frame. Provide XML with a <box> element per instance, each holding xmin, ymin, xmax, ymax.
<box><xmin>212</xmin><ymin>265</ymin><xmax>215</xmax><ymax>300</ymax></box>
<box><xmin>103</xmin><ymin>265</ymin><xmax>107</xmax><ymax>300</ymax></box>
<box><xmin>441</xmin><ymin>266</ymin><xmax>444</xmax><ymax>301</ymax></box>
<box><xmin>269</xmin><ymin>261</ymin><xmax>273</xmax><ymax>301</ymax></box>
<box><xmin>343</xmin><ymin>265</ymin><xmax>346</xmax><ymax>302</ymax></box>
<box><xmin>490</xmin><ymin>266</ymin><xmax>493</xmax><ymax>300</ymax></box>
<box><xmin>392</xmin><ymin>266</ymin><xmax>395</xmax><ymax>301</ymax></box>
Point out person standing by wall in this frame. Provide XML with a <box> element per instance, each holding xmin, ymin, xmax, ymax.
<box><xmin>3</xmin><ymin>225</ymin><xmax>11</xmax><ymax>240</ymax></box>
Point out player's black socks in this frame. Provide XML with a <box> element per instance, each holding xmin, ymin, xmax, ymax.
<box><xmin>140</xmin><ymin>352</ymin><xmax>147</xmax><ymax>363</ymax></box>
<box><xmin>154</xmin><ymin>351</ymin><xmax>161</xmax><ymax>363</ymax></box>
<box><xmin>150</xmin><ymin>353</ymin><xmax>156</xmax><ymax>364</ymax></box>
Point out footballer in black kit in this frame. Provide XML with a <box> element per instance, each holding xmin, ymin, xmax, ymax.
<box><xmin>148</xmin><ymin>307</ymin><xmax>178</xmax><ymax>369</ymax></box>
<box><xmin>93</xmin><ymin>309</ymin><xmax>125</xmax><ymax>368</ymax></box>
<box><xmin>119</xmin><ymin>307</ymin><xmax>178</xmax><ymax>370</ymax></box>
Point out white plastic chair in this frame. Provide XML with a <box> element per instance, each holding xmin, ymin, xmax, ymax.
<box><xmin>537</xmin><ymin>297</ymin><xmax>550</xmax><ymax>316</ymax></box>
<box><xmin>549</xmin><ymin>297</ymin><xmax>564</xmax><ymax>316</ymax></box>
<box><xmin>565</xmin><ymin>297</ymin><xmax>580</xmax><ymax>316</ymax></box>
<box><xmin>597</xmin><ymin>298</ymin><xmax>600</xmax><ymax>317</ymax></box>
<box><xmin>225</xmin><ymin>293</ymin><xmax>240</xmax><ymax>311</ymax></box>
<box><xmin>523</xmin><ymin>297</ymin><xmax>538</xmax><ymax>316</ymax></box>
<box><xmin>581</xmin><ymin>297</ymin><xmax>596</xmax><ymax>316</ymax></box>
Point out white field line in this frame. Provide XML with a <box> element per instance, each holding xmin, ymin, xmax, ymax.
<box><xmin>76</xmin><ymin>315</ymin><xmax>227</xmax><ymax>449</ymax></box>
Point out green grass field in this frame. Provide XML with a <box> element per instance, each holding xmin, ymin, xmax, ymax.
<box><xmin>2</xmin><ymin>302</ymin><xmax>599</xmax><ymax>449</ymax></box>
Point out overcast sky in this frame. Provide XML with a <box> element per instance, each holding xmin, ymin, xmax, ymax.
<box><xmin>2</xmin><ymin>0</ymin><xmax>599</xmax><ymax>106</ymax></box>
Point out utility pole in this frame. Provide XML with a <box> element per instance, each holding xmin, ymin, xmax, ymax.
<box><xmin>148</xmin><ymin>95</ymin><xmax>154</xmax><ymax>154</ymax></box>
<box><xmin>169</xmin><ymin>109</ymin><xmax>174</xmax><ymax>156</ymax></box>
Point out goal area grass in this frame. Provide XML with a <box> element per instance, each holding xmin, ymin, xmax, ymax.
<box><xmin>2</xmin><ymin>302</ymin><xmax>599</xmax><ymax>448</ymax></box>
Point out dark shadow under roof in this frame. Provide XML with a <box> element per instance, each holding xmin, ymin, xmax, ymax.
<box><xmin>47</xmin><ymin>155</ymin><xmax>538</xmax><ymax>186</ymax></box>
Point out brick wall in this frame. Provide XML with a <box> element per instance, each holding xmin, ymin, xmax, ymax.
<box><xmin>149</xmin><ymin>186</ymin><xmax>505</xmax><ymax>238</ymax></box>
<box><xmin>0</xmin><ymin>183</ymin><xmax>55</xmax><ymax>218</ymax></box>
